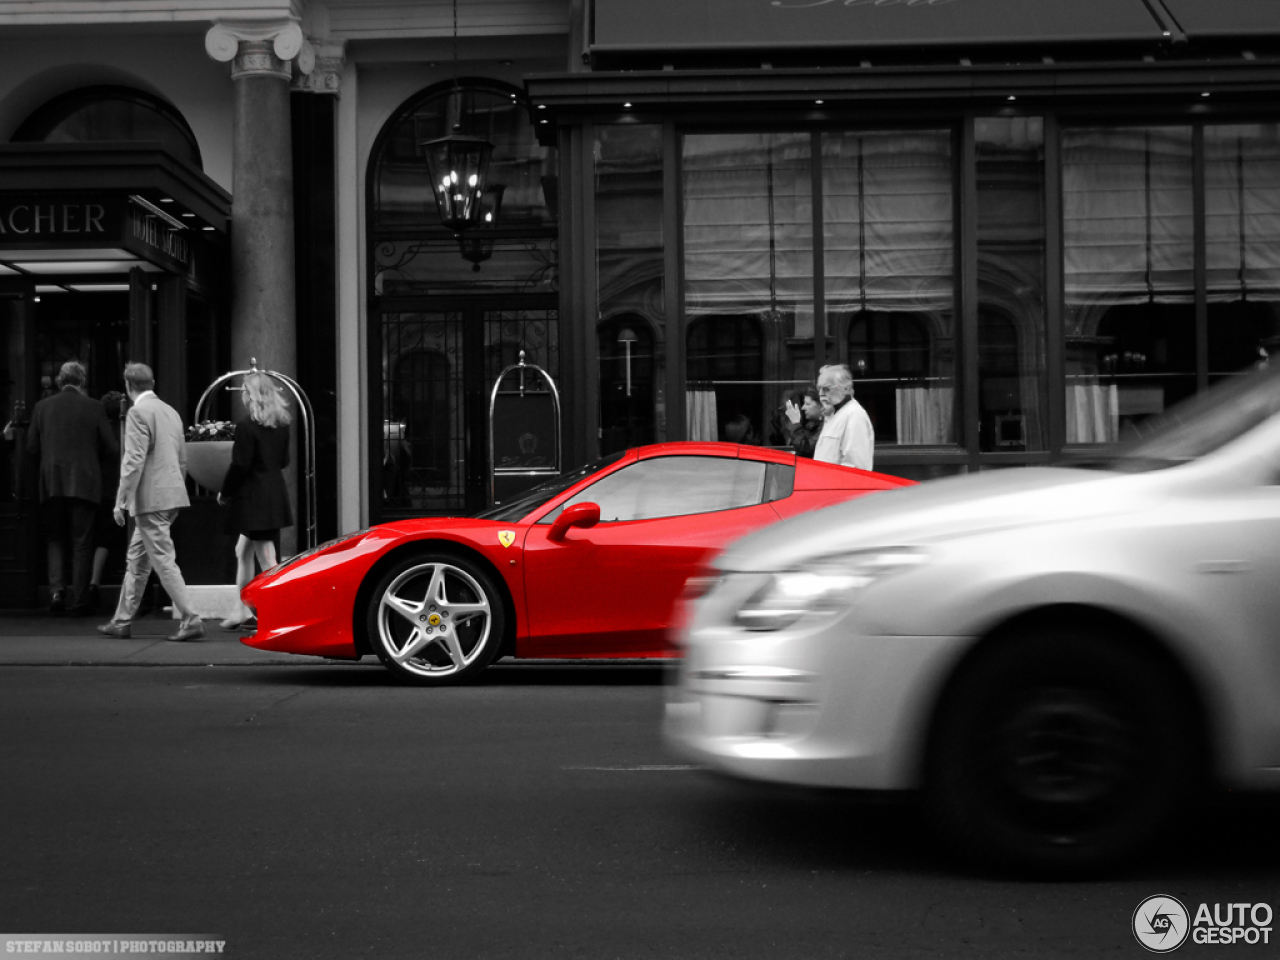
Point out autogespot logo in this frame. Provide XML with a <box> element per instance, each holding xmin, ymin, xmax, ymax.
<box><xmin>1133</xmin><ymin>895</ymin><xmax>1191</xmax><ymax>953</ymax></box>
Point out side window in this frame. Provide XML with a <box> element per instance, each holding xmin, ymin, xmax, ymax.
<box><xmin>542</xmin><ymin>456</ymin><xmax>768</xmax><ymax>523</ymax></box>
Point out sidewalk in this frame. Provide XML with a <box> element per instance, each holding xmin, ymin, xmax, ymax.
<box><xmin>0</xmin><ymin>611</ymin><xmax>359</xmax><ymax>666</ymax></box>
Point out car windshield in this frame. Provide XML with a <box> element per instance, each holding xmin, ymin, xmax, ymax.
<box><xmin>471</xmin><ymin>452</ymin><xmax>626</xmax><ymax>522</ymax></box>
<box><xmin>1082</xmin><ymin>363</ymin><xmax>1280</xmax><ymax>472</ymax></box>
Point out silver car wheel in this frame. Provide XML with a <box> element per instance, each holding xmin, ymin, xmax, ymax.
<box><xmin>374</xmin><ymin>560</ymin><xmax>495</xmax><ymax>680</ymax></box>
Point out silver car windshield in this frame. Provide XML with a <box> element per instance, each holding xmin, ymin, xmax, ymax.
<box><xmin>1094</xmin><ymin>363</ymin><xmax>1280</xmax><ymax>472</ymax></box>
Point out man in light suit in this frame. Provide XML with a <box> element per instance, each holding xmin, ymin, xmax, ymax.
<box><xmin>814</xmin><ymin>363</ymin><xmax>875</xmax><ymax>471</ymax></box>
<box><xmin>98</xmin><ymin>362</ymin><xmax>205</xmax><ymax>642</ymax></box>
<box><xmin>27</xmin><ymin>360</ymin><xmax>117</xmax><ymax>616</ymax></box>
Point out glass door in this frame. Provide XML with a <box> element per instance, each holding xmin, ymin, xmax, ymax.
<box><xmin>0</xmin><ymin>283</ymin><xmax>38</xmax><ymax>606</ymax></box>
<box><xmin>375</xmin><ymin>297</ymin><xmax>558</xmax><ymax>520</ymax></box>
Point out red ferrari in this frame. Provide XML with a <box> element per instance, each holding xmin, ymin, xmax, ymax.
<box><xmin>241</xmin><ymin>442</ymin><xmax>913</xmax><ymax>684</ymax></box>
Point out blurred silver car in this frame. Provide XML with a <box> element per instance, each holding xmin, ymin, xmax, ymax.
<box><xmin>666</xmin><ymin>364</ymin><xmax>1280</xmax><ymax>873</ymax></box>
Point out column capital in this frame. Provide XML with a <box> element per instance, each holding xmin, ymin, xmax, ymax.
<box><xmin>292</xmin><ymin>40</ymin><xmax>346</xmax><ymax>96</ymax></box>
<box><xmin>205</xmin><ymin>19</ymin><xmax>313</xmax><ymax>80</ymax></box>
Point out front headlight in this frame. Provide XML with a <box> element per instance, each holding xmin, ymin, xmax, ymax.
<box><xmin>732</xmin><ymin>548</ymin><xmax>927</xmax><ymax>633</ymax></box>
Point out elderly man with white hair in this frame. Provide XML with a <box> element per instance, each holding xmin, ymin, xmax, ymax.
<box><xmin>813</xmin><ymin>363</ymin><xmax>875</xmax><ymax>470</ymax></box>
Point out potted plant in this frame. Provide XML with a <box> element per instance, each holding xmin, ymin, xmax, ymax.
<box><xmin>185</xmin><ymin>419</ymin><xmax>235</xmax><ymax>492</ymax></box>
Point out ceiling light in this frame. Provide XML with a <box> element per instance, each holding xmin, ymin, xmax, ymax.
<box><xmin>1007</xmin><ymin>95</ymin><xmax>1017</xmax><ymax>101</ymax></box>
<box><xmin>537</xmin><ymin>104</ymin><xmax>546</xmax><ymax>110</ymax></box>
<box><xmin>623</xmin><ymin>102</ymin><xmax>632</xmax><ymax>108</ymax></box>
<box><xmin>815</xmin><ymin>100</ymin><xmax>824</xmax><ymax>105</ymax></box>
<box><xmin>1201</xmin><ymin>91</ymin><xmax>1211</xmax><ymax>97</ymax></box>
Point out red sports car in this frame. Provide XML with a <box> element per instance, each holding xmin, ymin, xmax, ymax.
<box><xmin>241</xmin><ymin>442</ymin><xmax>912</xmax><ymax>684</ymax></box>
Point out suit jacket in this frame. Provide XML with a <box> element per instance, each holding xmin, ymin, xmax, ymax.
<box><xmin>26</xmin><ymin>386</ymin><xmax>118</xmax><ymax>504</ymax></box>
<box><xmin>116</xmin><ymin>392</ymin><xmax>190</xmax><ymax>516</ymax></box>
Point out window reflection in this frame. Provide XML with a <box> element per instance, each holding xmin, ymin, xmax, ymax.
<box><xmin>1205</xmin><ymin>124</ymin><xmax>1280</xmax><ymax>382</ymax></box>
<box><xmin>977</xmin><ymin>117</ymin><xmax>1047</xmax><ymax>452</ymax></box>
<box><xmin>597</xmin><ymin>125</ymin><xmax>665</xmax><ymax>444</ymax></box>
<box><xmin>1063</xmin><ymin>126</ymin><xmax>1194</xmax><ymax>441</ymax></box>
<box><xmin>824</xmin><ymin>130</ymin><xmax>956</xmax><ymax>446</ymax></box>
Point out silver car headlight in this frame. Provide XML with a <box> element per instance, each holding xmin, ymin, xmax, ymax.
<box><xmin>732</xmin><ymin>548</ymin><xmax>928</xmax><ymax>633</ymax></box>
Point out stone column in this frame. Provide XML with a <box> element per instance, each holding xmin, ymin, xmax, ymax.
<box><xmin>207</xmin><ymin>20</ymin><xmax>313</xmax><ymax>558</ymax></box>
<box><xmin>205</xmin><ymin>19</ymin><xmax>313</xmax><ymax>380</ymax></box>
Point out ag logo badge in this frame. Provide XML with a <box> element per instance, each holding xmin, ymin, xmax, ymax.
<box><xmin>1133</xmin><ymin>895</ymin><xmax>1190</xmax><ymax>953</ymax></box>
<box><xmin>498</xmin><ymin>530</ymin><xmax>516</xmax><ymax>548</ymax></box>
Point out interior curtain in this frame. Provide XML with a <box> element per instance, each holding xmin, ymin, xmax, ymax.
<box><xmin>1205</xmin><ymin>125</ymin><xmax>1280</xmax><ymax>304</ymax></box>
<box><xmin>682</xmin><ymin>133</ymin><xmax>812</xmax><ymax>317</ymax></box>
<box><xmin>1065</xmin><ymin>382</ymin><xmax>1119</xmax><ymax>443</ymax></box>
<box><xmin>823</xmin><ymin>131</ymin><xmax>954</xmax><ymax>314</ymax></box>
<box><xmin>1062</xmin><ymin>127</ymin><xmax>1194</xmax><ymax>308</ymax></box>
<box><xmin>686</xmin><ymin>390</ymin><xmax>718</xmax><ymax>441</ymax></box>
<box><xmin>894</xmin><ymin>387</ymin><xmax>955</xmax><ymax>444</ymax></box>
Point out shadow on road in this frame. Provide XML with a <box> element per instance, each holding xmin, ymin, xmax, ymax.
<box><xmin>678</xmin><ymin>775</ymin><xmax>1280</xmax><ymax>881</ymax></box>
<box><xmin>243</xmin><ymin>661</ymin><xmax>671</xmax><ymax>688</ymax></box>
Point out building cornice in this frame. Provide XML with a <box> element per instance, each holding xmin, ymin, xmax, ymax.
<box><xmin>0</xmin><ymin>2</ymin><xmax>305</xmax><ymax>25</ymax></box>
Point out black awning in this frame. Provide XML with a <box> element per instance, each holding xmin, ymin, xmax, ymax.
<box><xmin>1161</xmin><ymin>0</ymin><xmax>1280</xmax><ymax>39</ymax></box>
<box><xmin>590</xmin><ymin>0</ymin><xmax>1169</xmax><ymax>54</ymax></box>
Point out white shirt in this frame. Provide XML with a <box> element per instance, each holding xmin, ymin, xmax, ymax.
<box><xmin>814</xmin><ymin>396</ymin><xmax>874</xmax><ymax>470</ymax></box>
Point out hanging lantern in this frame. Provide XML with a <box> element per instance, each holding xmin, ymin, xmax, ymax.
<box><xmin>458</xmin><ymin>184</ymin><xmax>506</xmax><ymax>270</ymax></box>
<box><xmin>420</xmin><ymin>133</ymin><xmax>494</xmax><ymax>232</ymax></box>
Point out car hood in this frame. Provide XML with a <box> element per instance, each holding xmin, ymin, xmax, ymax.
<box><xmin>718</xmin><ymin>466</ymin><xmax>1152</xmax><ymax>572</ymax></box>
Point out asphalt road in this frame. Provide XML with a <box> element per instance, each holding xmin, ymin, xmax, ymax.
<box><xmin>2</xmin><ymin>661</ymin><xmax>1278</xmax><ymax>959</ymax></box>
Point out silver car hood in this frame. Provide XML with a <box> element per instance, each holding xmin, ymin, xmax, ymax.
<box><xmin>722</xmin><ymin>466</ymin><xmax>1154</xmax><ymax>572</ymax></box>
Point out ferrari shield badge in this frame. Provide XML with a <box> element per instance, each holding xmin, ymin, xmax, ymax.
<box><xmin>498</xmin><ymin>530</ymin><xmax>516</xmax><ymax>548</ymax></box>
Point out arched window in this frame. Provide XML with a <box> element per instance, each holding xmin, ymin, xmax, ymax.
<box><xmin>686</xmin><ymin>316</ymin><xmax>764</xmax><ymax>443</ymax></box>
<box><xmin>369</xmin><ymin>78</ymin><xmax>556</xmax><ymax>295</ymax></box>
<box><xmin>599</xmin><ymin>315</ymin><xmax>656</xmax><ymax>454</ymax></box>
<box><xmin>13</xmin><ymin>86</ymin><xmax>201</xmax><ymax>168</ymax></box>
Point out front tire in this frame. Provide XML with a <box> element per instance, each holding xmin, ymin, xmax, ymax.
<box><xmin>366</xmin><ymin>552</ymin><xmax>505</xmax><ymax>685</ymax></box>
<box><xmin>925</xmin><ymin>625</ymin><xmax>1199</xmax><ymax>875</ymax></box>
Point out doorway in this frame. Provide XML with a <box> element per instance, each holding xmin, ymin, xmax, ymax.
<box><xmin>374</xmin><ymin>296</ymin><xmax>558</xmax><ymax>520</ymax></box>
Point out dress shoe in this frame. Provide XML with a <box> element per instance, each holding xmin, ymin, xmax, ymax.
<box><xmin>96</xmin><ymin>620</ymin><xmax>132</xmax><ymax>639</ymax></box>
<box><xmin>49</xmin><ymin>591</ymin><xmax>66</xmax><ymax>615</ymax></box>
<box><xmin>166</xmin><ymin>617</ymin><xmax>206</xmax><ymax>642</ymax></box>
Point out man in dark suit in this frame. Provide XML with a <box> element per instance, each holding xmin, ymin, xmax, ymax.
<box><xmin>27</xmin><ymin>360</ymin><xmax>118</xmax><ymax>615</ymax></box>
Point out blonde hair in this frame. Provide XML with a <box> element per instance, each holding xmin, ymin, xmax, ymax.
<box><xmin>240</xmin><ymin>372</ymin><xmax>292</xmax><ymax>428</ymax></box>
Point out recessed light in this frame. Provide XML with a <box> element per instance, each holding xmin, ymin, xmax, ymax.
<box><xmin>202</xmin><ymin>226</ymin><xmax>215</xmax><ymax>231</ymax></box>
<box><xmin>1201</xmin><ymin>91</ymin><xmax>1211</xmax><ymax>97</ymax></box>
<box><xmin>537</xmin><ymin>104</ymin><xmax>546</xmax><ymax>110</ymax></box>
<box><xmin>33</xmin><ymin>295</ymin><xmax>40</xmax><ymax>302</ymax></box>
<box><xmin>159</xmin><ymin>197</ymin><xmax>173</xmax><ymax>203</ymax></box>
<box><xmin>181</xmin><ymin>212</ymin><xmax>195</xmax><ymax>218</ymax></box>
<box><xmin>540</xmin><ymin>119</ymin><xmax>547</xmax><ymax>124</ymax></box>
<box><xmin>1007</xmin><ymin>95</ymin><xmax>1017</xmax><ymax>101</ymax></box>
<box><xmin>815</xmin><ymin>99</ymin><xmax>824</xmax><ymax>105</ymax></box>
<box><xmin>623</xmin><ymin>102</ymin><xmax>632</xmax><ymax>108</ymax></box>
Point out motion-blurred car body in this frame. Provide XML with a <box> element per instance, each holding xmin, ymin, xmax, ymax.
<box><xmin>242</xmin><ymin>442</ymin><xmax>911</xmax><ymax>684</ymax></box>
<box><xmin>667</xmin><ymin>365</ymin><xmax>1280</xmax><ymax>872</ymax></box>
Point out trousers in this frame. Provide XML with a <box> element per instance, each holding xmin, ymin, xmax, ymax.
<box><xmin>111</xmin><ymin>509</ymin><xmax>195</xmax><ymax>622</ymax></box>
<box><xmin>43</xmin><ymin>496</ymin><xmax>97</xmax><ymax>606</ymax></box>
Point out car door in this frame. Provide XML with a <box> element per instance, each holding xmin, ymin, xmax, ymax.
<box><xmin>521</xmin><ymin>455</ymin><xmax>781</xmax><ymax>657</ymax></box>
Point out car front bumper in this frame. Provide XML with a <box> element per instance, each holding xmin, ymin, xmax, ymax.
<box><xmin>664</xmin><ymin>619</ymin><xmax>970</xmax><ymax>791</ymax></box>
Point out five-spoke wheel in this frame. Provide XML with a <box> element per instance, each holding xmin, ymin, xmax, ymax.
<box><xmin>366</xmin><ymin>553</ymin><xmax>504</xmax><ymax>685</ymax></box>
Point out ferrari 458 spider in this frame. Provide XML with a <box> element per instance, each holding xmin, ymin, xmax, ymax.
<box><xmin>241</xmin><ymin>441</ymin><xmax>912</xmax><ymax>684</ymax></box>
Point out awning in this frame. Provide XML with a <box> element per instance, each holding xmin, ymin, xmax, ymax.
<box><xmin>590</xmin><ymin>0</ymin><xmax>1170</xmax><ymax>55</ymax></box>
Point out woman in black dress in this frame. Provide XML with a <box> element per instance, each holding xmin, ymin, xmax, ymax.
<box><xmin>217</xmin><ymin>372</ymin><xmax>293</xmax><ymax>630</ymax></box>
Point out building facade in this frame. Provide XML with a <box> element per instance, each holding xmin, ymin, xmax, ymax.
<box><xmin>0</xmin><ymin>0</ymin><xmax>1277</xmax><ymax>604</ymax></box>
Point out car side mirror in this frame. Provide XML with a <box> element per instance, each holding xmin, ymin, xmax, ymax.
<box><xmin>547</xmin><ymin>502</ymin><xmax>601</xmax><ymax>542</ymax></box>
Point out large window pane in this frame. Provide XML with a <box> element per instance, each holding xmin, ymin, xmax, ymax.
<box><xmin>683</xmin><ymin>133</ymin><xmax>812</xmax><ymax>445</ymax></box>
<box><xmin>977</xmin><ymin>117</ymin><xmax>1047</xmax><ymax>453</ymax></box>
<box><xmin>597</xmin><ymin>125</ymin><xmax>665</xmax><ymax>449</ymax></box>
<box><xmin>1205</xmin><ymin>124</ymin><xmax>1280</xmax><ymax>382</ymax></box>
<box><xmin>824</xmin><ymin>130</ymin><xmax>955</xmax><ymax>446</ymax></box>
<box><xmin>1063</xmin><ymin>126</ymin><xmax>1194</xmax><ymax>441</ymax></box>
